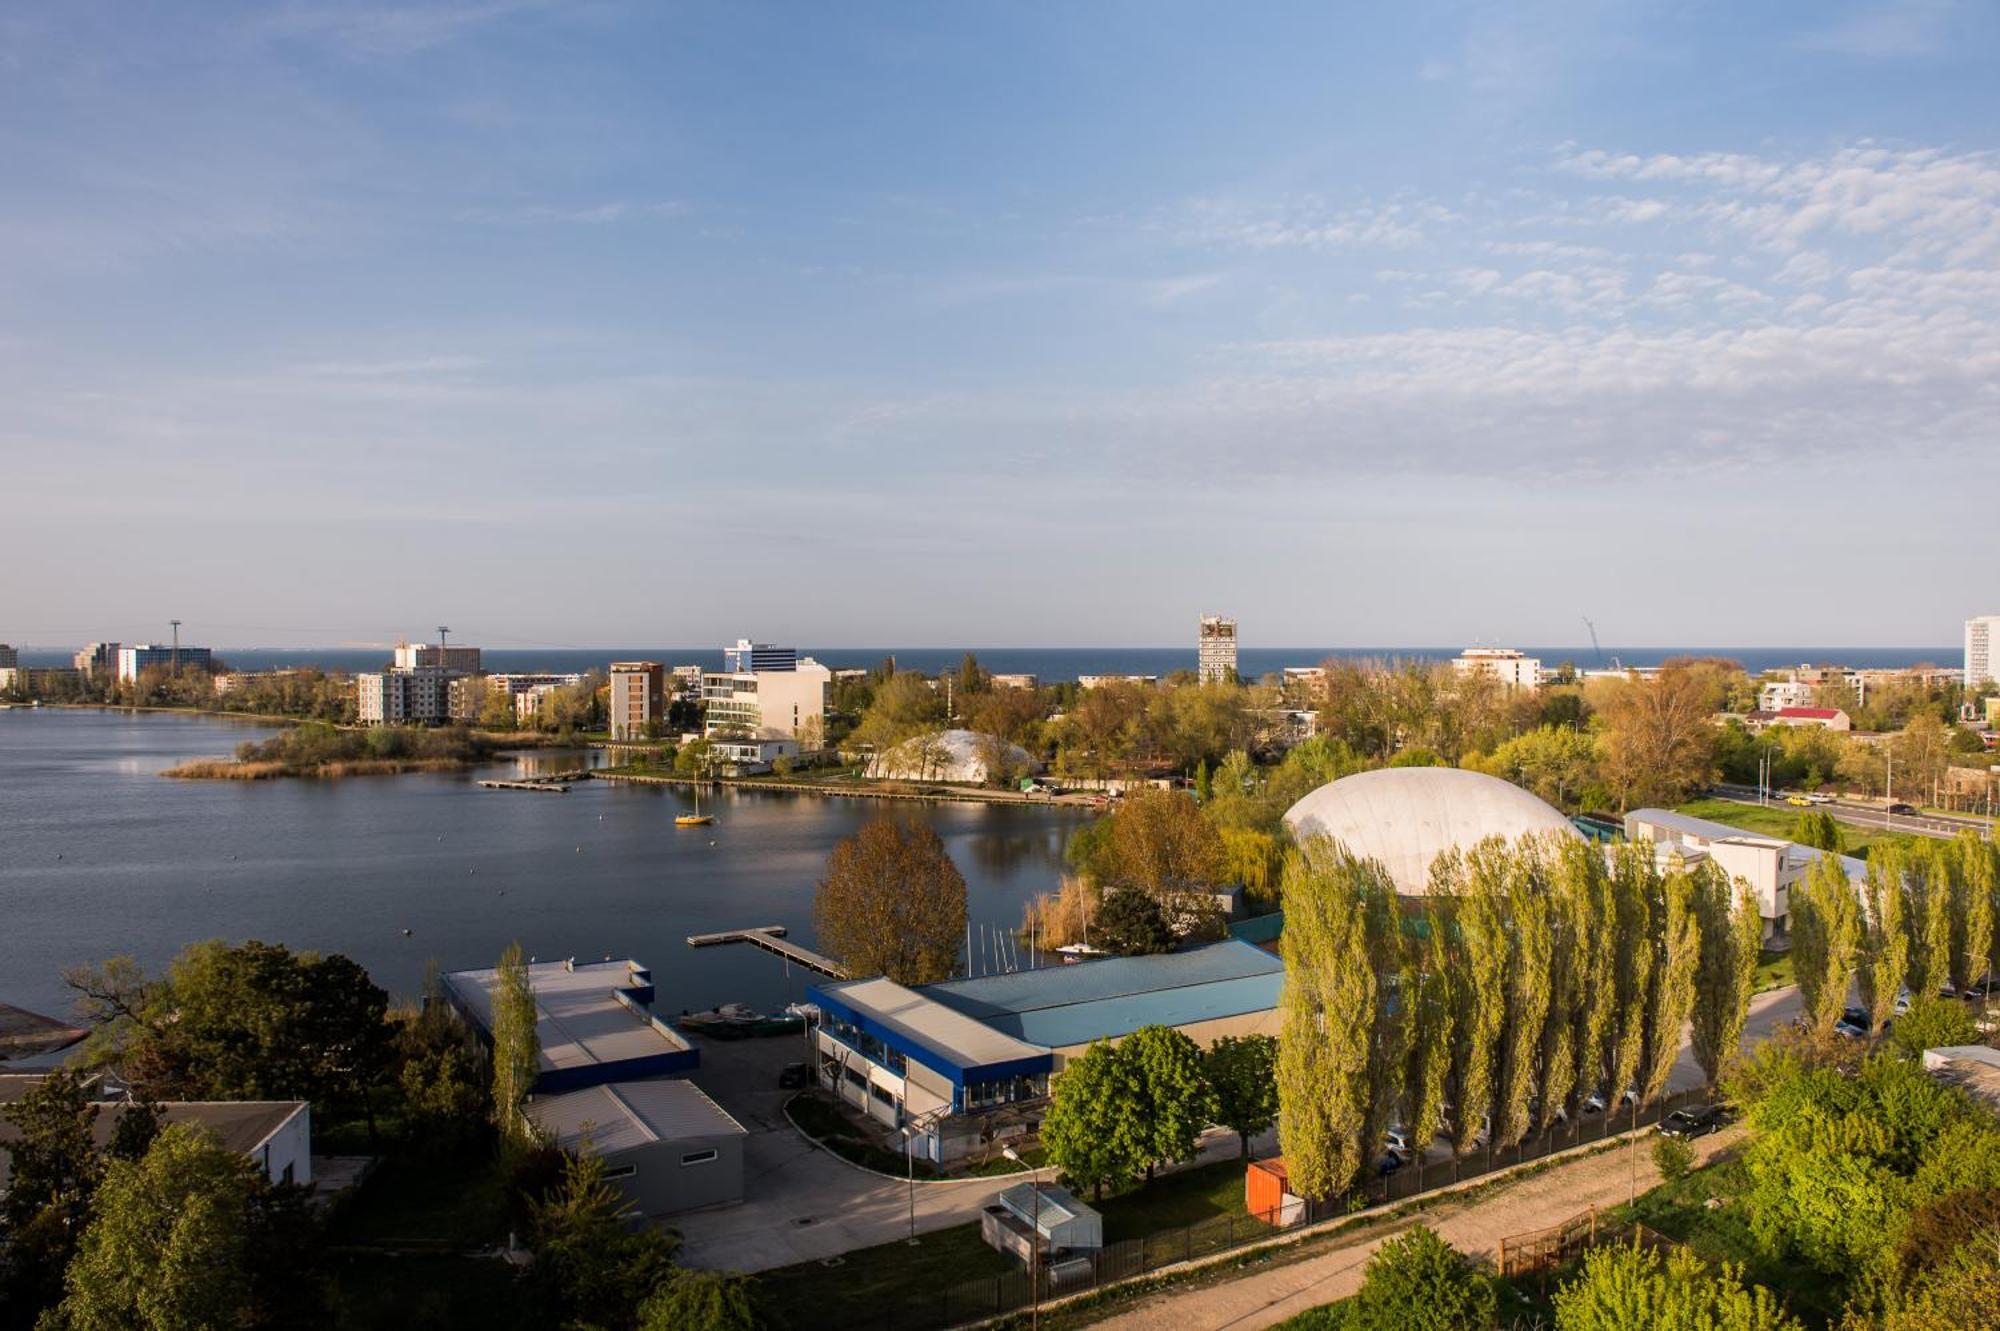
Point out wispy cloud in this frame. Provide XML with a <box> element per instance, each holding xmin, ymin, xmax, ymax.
<box><xmin>458</xmin><ymin>200</ymin><xmax>692</xmax><ymax>226</ymax></box>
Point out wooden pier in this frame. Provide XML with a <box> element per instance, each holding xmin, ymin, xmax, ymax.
<box><xmin>477</xmin><ymin>779</ymin><xmax>570</xmax><ymax>793</ymax></box>
<box><xmin>686</xmin><ymin>926</ymin><xmax>848</xmax><ymax>979</ymax></box>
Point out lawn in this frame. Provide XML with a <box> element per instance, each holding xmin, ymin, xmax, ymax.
<box><xmin>1753</xmin><ymin>949</ymin><xmax>1794</xmax><ymax>992</ymax></box>
<box><xmin>1675</xmin><ymin>798</ymin><xmax>1906</xmax><ymax>861</ymax></box>
<box><xmin>1095</xmin><ymin>1158</ymin><xmax>1249</xmax><ymax>1241</ymax></box>
<box><xmin>325</xmin><ymin>1252</ymin><xmax>541</xmax><ymax>1330</ymax></box>
<box><xmin>755</xmin><ymin>1219</ymin><xmax>1014</xmax><ymax>1330</ymax></box>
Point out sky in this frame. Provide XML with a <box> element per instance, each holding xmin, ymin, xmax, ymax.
<box><xmin>2</xmin><ymin>1</ymin><xmax>1997</xmax><ymax>650</ymax></box>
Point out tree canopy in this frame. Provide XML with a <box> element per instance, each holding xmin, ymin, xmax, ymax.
<box><xmin>814</xmin><ymin>818</ymin><xmax>968</xmax><ymax>985</ymax></box>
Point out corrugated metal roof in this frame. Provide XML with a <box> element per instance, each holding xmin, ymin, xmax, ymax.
<box><xmin>445</xmin><ymin>959</ymin><xmax>690</xmax><ymax>1073</ymax></box>
<box><xmin>817</xmin><ymin>975</ymin><xmax>1050</xmax><ymax>1071</ymax></box>
<box><xmin>926</xmin><ymin>940</ymin><xmax>1283</xmax><ymax>1049</ymax></box>
<box><xmin>526</xmin><ymin>1078</ymin><xmax>745</xmax><ymax>1154</ymax></box>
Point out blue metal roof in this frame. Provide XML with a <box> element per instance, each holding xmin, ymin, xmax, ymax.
<box><xmin>924</xmin><ymin>939</ymin><xmax>1284</xmax><ymax>1049</ymax></box>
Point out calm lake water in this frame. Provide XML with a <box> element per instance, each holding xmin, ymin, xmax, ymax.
<box><xmin>0</xmin><ymin>710</ymin><xmax>1087</xmax><ymax>1024</ymax></box>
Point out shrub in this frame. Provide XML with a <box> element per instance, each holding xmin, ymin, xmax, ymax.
<box><xmin>1653</xmin><ymin>1134</ymin><xmax>1696</xmax><ymax>1183</ymax></box>
<box><xmin>1342</xmin><ymin>1224</ymin><xmax>1497</xmax><ymax>1330</ymax></box>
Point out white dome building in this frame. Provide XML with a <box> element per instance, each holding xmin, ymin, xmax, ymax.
<box><xmin>867</xmin><ymin>729</ymin><xmax>1037</xmax><ymax>785</ymax></box>
<box><xmin>1282</xmin><ymin>767</ymin><xmax>1580</xmax><ymax>895</ymax></box>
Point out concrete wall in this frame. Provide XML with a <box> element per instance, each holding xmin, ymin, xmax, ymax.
<box><xmin>253</xmin><ymin>1105</ymin><xmax>313</xmax><ymax>1188</ymax></box>
<box><xmin>609</xmin><ymin>1132</ymin><xmax>744</xmax><ymax>1216</ymax></box>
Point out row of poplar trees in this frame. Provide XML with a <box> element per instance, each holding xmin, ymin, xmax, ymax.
<box><xmin>1276</xmin><ymin>832</ymin><xmax>1763</xmax><ymax>1201</ymax></box>
<box><xmin>1792</xmin><ymin>831</ymin><xmax>2000</xmax><ymax>1038</ymax></box>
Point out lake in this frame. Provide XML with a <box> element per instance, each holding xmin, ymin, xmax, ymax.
<box><xmin>0</xmin><ymin>709</ymin><xmax>1087</xmax><ymax>1024</ymax></box>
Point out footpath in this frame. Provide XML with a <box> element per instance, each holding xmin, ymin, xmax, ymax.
<box><xmin>1080</xmin><ymin>1127</ymin><xmax>1743</xmax><ymax>1331</ymax></box>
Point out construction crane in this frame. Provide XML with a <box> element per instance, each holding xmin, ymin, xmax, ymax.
<box><xmin>1581</xmin><ymin>616</ymin><xmax>1604</xmax><ymax>668</ymax></box>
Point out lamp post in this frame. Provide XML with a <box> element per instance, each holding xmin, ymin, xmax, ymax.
<box><xmin>1003</xmin><ymin>1146</ymin><xmax>1040</xmax><ymax>1331</ymax></box>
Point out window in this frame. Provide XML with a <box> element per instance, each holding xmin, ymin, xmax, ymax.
<box><xmin>603</xmin><ymin>1164</ymin><xmax>637</xmax><ymax>1179</ymax></box>
<box><xmin>680</xmin><ymin>1149</ymin><xmax>718</xmax><ymax>1167</ymax></box>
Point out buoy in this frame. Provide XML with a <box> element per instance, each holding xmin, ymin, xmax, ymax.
<box><xmin>401</xmin><ymin>928</ymin><xmax>412</xmax><ymax>937</ymax></box>
<box><xmin>575</xmin><ymin>846</ymin><xmax>582</xmax><ymax>853</ymax></box>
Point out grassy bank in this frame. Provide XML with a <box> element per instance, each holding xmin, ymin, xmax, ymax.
<box><xmin>162</xmin><ymin>722</ymin><xmax>540</xmax><ymax>780</ymax></box>
<box><xmin>1675</xmin><ymin>797</ymin><xmax>1904</xmax><ymax>859</ymax></box>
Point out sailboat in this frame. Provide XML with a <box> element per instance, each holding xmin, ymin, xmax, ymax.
<box><xmin>674</xmin><ymin>778</ymin><xmax>715</xmax><ymax>827</ymax></box>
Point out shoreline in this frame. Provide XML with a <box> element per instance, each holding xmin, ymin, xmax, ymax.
<box><xmin>594</xmin><ymin>768</ymin><xmax>1103</xmax><ymax>808</ymax></box>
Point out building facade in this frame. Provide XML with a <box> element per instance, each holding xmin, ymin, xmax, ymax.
<box><xmin>392</xmin><ymin>642</ymin><xmax>483</xmax><ymax>673</ymax></box>
<box><xmin>1968</xmin><ymin>616</ymin><xmax>2000</xmax><ymax>689</ymax></box>
<box><xmin>701</xmin><ymin>658</ymin><xmax>830</xmax><ymax>741</ymax></box>
<box><xmin>524</xmin><ymin>1080</ymin><xmax>746</xmax><ymax>1217</ymax></box>
<box><xmin>72</xmin><ymin>642</ymin><xmax>119</xmax><ymax>676</ymax></box>
<box><xmin>355</xmin><ymin>667</ymin><xmax>471</xmax><ymax>725</ymax></box>
<box><xmin>609</xmin><ymin>661</ymin><xmax>665</xmax><ymax>740</ymax></box>
<box><xmin>1452</xmin><ymin>648</ymin><xmax>1542</xmax><ymax>691</ymax></box>
<box><xmin>723</xmin><ymin>639</ymin><xmax>798</xmax><ymax>673</ymax></box>
<box><xmin>116</xmin><ymin>644</ymin><xmax>214</xmax><ymax>682</ymax></box>
<box><xmin>1198</xmin><ymin>616</ymin><xmax>1238</xmax><ymax>685</ymax></box>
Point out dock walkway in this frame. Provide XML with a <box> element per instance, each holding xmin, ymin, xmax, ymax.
<box><xmin>687</xmin><ymin>926</ymin><xmax>847</xmax><ymax>979</ymax></box>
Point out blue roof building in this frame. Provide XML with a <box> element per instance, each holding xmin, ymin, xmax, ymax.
<box><xmin>807</xmin><ymin>940</ymin><xmax>1283</xmax><ymax>1164</ymax></box>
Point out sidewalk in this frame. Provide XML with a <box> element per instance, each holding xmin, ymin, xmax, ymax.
<box><xmin>1081</xmin><ymin>1128</ymin><xmax>1742</xmax><ymax>1331</ymax></box>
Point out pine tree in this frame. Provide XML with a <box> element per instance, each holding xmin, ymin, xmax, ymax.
<box><xmin>1277</xmin><ymin>837</ymin><xmax>1378</xmax><ymax>1199</ymax></box>
<box><xmin>1857</xmin><ymin>843</ymin><xmax>1910</xmax><ymax>1035</ymax></box>
<box><xmin>1793</xmin><ymin>854</ymin><xmax>1862</xmax><ymax>1038</ymax></box>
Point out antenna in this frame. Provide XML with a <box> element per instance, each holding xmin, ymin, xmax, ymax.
<box><xmin>170</xmin><ymin>619</ymin><xmax>182</xmax><ymax>678</ymax></box>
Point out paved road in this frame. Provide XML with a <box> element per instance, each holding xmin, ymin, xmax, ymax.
<box><xmin>1709</xmin><ymin>783</ymin><xmax>1978</xmax><ymax>841</ymax></box>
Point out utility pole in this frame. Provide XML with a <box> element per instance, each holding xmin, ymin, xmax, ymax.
<box><xmin>169</xmin><ymin>619</ymin><xmax>181</xmax><ymax>679</ymax></box>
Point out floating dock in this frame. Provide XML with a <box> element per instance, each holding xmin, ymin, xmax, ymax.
<box><xmin>478</xmin><ymin>779</ymin><xmax>569</xmax><ymax>793</ymax></box>
<box><xmin>686</xmin><ymin>926</ymin><xmax>847</xmax><ymax>979</ymax></box>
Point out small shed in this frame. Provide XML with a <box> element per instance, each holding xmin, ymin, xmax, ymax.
<box><xmin>1247</xmin><ymin>1157</ymin><xmax>1305</xmax><ymax>1227</ymax></box>
<box><xmin>990</xmin><ymin>1181</ymin><xmax>1103</xmax><ymax>1255</ymax></box>
<box><xmin>525</xmin><ymin>1078</ymin><xmax>747</xmax><ymax>1216</ymax></box>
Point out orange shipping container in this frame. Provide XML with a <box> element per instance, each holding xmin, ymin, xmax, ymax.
<box><xmin>1246</xmin><ymin>1157</ymin><xmax>1291</xmax><ymax>1225</ymax></box>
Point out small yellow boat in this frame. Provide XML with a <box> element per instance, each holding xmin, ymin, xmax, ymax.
<box><xmin>675</xmin><ymin>782</ymin><xmax>714</xmax><ymax>827</ymax></box>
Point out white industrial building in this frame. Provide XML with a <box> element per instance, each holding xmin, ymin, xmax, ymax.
<box><xmin>524</xmin><ymin>1078</ymin><xmax>746</xmax><ymax>1216</ymax></box>
<box><xmin>0</xmin><ymin>1080</ymin><xmax>311</xmax><ymax>1190</ymax></box>
<box><xmin>1623</xmin><ymin>808</ymin><xmax>1865</xmax><ymax>944</ymax></box>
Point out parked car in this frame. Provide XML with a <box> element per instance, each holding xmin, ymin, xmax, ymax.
<box><xmin>778</xmin><ymin>1062</ymin><xmax>813</xmax><ymax>1089</ymax></box>
<box><xmin>1807</xmin><ymin>793</ymin><xmax>1833</xmax><ymax>805</ymax></box>
<box><xmin>1582</xmin><ymin>1085</ymin><xmax>1639</xmax><ymax>1116</ymax></box>
<box><xmin>1383</xmin><ymin>1127</ymin><xmax>1413</xmax><ymax>1161</ymax></box>
<box><xmin>1895</xmin><ymin>988</ymin><xmax>1913</xmax><ymax>1016</ymax></box>
<box><xmin>1659</xmin><ymin>1105</ymin><xmax>1729</xmax><ymax>1140</ymax></box>
<box><xmin>1959</xmin><ymin>976</ymin><xmax>1997</xmax><ymax>1001</ymax></box>
<box><xmin>1889</xmin><ymin>802</ymin><xmax>1918</xmax><ymax>815</ymax></box>
<box><xmin>1376</xmin><ymin>1150</ymin><xmax>1405</xmax><ymax>1177</ymax></box>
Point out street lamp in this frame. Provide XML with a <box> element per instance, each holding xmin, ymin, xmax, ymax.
<box><xmin>1003</xmin><ymin>1145</ymin><xmax>1041</xmax><ymax>1331</ymax></box>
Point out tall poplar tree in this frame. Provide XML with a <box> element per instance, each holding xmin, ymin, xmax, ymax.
<box><xmin>1277</xmin><ymin>838</ymin><xmax>1377</xmax><ymax>1199</ymax></box>
<box><xmin>1402</xmin><ymin>899</ymin><xmax>1456</xmax><ymax>1172</ymax></box>
<box><xmin>1537</xmin><ymin>837</ymin><xmax>1596</xmax><ymax>1130</ymax></box>
<box><xmin>490</xmin><ymin>941</ymin><xmax>540</xmax><ymax>1139</ymax></box>
<box><xmin>1440</xmin><ymin>850</ymin><xmax>1509</xmax><ymax>1156</ymax></box>
<box><xmin>1603</xmin><ymin>845</ymin><xmax>1656</xmax><ymax>1111</ymax></box>
<box><xmin>1857</xmin><ymin>844</ymin><xmax>1909</xmax><ymax>1035</ymax></box>
<box><xmin>1792</xmin><ymin>854</ymin><xmax>1862</xmax><ymax>1038</ymax></box>
<box><xmin>1689</xmin><ymin>864</ymin><xmax>1761</xmax><ymax>1089</ymax></box>
<box><xmin>1902</xmin><ymin>841</ymin><xmax>1952</xmax><ymax>998</ymax></box>
<box><xmin>1362</xmin><ymin>869</ymin><xmax>1409</xmax><ymax>1161</ymax></box>
<box><xmin>1493</xmin><ymin>843</ymin><xmax>1554</xmax><ymax>1149</ymax></box>
<box><xmin>1639</xmin><ymin>862</ymin><xmax>1700</xmax><ymax>1107</ymax></box>
<box><xmin>1567</xmin><ymin>836</ymin><xmax>1618</xmax><ymax>1120</ymax></box>
<box><xmin>1948</xmin><ymin>833</ymin><xmax>1995</xmax><ymax>996</ymax></box>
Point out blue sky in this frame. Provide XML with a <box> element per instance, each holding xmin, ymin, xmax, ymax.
<box><xmin>3</xmin><ymin>1</ymin><xmax>1997</xmax><ymax>649</ymax></box>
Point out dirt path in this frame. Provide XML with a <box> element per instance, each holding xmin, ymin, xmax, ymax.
<box><xmin>1084</xmin><ymin>1127</ymin><xmax>1743</xmax><ymax>1331</ymax></box>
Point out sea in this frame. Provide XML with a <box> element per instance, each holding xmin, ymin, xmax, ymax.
<box><xmin>12</xmin><ymin>645</ymin><xmax>1964</xmax><ymax>679</ymax></box>
<box><xmin>0</xmin><ymin>709</ymin><xmax>1087</xmax><ymax>1031</ymax></box>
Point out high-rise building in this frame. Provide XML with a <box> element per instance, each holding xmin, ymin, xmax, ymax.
<box><xmin>1452</xmin><ymin>647</ymin><xmax>1543</xmax><ymax>691</ymax></box>
<box><xmin>702</xmin><ymin>658</ymin><xmax>831</xmax><ymax>742</ymax></box>
<box><xmin>608</xmin><ymin>661</ymin><xmax>665</xmax><ymax>741</ymax></box>
<box><xmin>356</xmin><ymin>668</ymin><xmax>471</xmax><ymax>725</ymax></box>
<box><xmin>116</xmin><ymin>644</ymin><xmax>213</xmax><ymax>683</ymax></box>
<box><xmin>0</xmin><ymin>644</ymin><xmax>16</xmax><ymax>672</ymax></box>
<box><xmin>723</xmin><ymin>639</ymin><xmax>797</xmax><ymax>673</ymax></box>
<box><xmin>1967</xmin><ymin>616</ymin><xmax>2000</xmax><ymax>689</ymax></box>
<box><xmin>73</xmin><ymin>642</ymin><xmax>120</xmax><ymax>676</ymax></box>
<box><xmin>393</xmin><ymin>641</ymin><xmax>483</xmax><ymax>674</ymax></box>
<box><xmin>1198</xmin><ymin>616</ymin><xmax>1238</xmax><ymax>685</ymax></box>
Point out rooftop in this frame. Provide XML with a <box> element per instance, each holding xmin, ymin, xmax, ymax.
<box><xmin>926</xmin><ymin>940</ymin><xmax>1284</xmax><ymax>1049</ymax></box>
<box><xmin>0</xmin><ymin>1094</ymin><xmax>304</xmax><ymax>1191</ymax></box>
<box><xmin>526</xmin><ymin>1078</ymin><xmax>746</xmax><ymax>1154</ymax></box>
<box><xmin>816</xmin><ymin>975</ymin><xmax>1049</xmax><ymax>1073</ymax></box>
<box><xmin>444</xmin><ymin>958</ymin><xmax>692</xmax><ymax>1078</ymax></box>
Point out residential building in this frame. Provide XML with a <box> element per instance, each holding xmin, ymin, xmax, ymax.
<box><xmin>670</xmin><ymin>664</ymin><xmax>705</xmax><ymax>687</ymax></box>
<box><xmin>0</xmin><ymin>644</ymin><xmax>16</xmax><ymax>672</ymax></box>
<box><xmin>355</xmin><ymin>668</ymin><xmax>470</xmax><ymax>725</ymax></box>
<box><xmin>1624</xmin><ymin>807</ymin><xmax>1865</xmax><ymax>943</ymax></box>
<box><xmin>1758</xmin><ymin>680</ymin><xmax>1815</xmax><ymax>712</ymax></box>
<box><xmin>392</xmin><ymin>641</ymin><xmax>483</xmax><ymax>674</ymax></box>
<box><xmin>1774</xmin><ymin>706</ymin><xmax>1851</xmax><ymax>732</ymax></box>
<box><xmin>1078</xmin><ymin>674</ymin><xmax>1158</xmax><ymax>689</ymax></box>
<box><xmin>1969</xmin><ymin>616</ymin><xmax>2000</xmax><ymax>689</ymax></box>
<box><xmin>710</xmin><ymin>736</ymin><xmax>800</xmax><ymax>775</ymax></box>
<box><xmin>723</xmin><ymin>639</ymin><xmax>797</xmax><ymax>673</ymax></box>
<box><xmin>992</xmin><ymin>673</ymin><xmax>1039</xmax><ymax>690</ymax></box>
<box><xmin>524</xmin><ymin>1079</ymin><xmax>747</xmax><ymax>1216</ymax></box>
<box><xmin>72</xmin><ymin>642</ymin><xmax>119</xmax><ymax>676</ymax></box>
<box><xmin>0</xmin><ymin>1080</ymin><xmax>311</xmax><ymax>1190</ymax></box>
<box><xmin>443</xmin><ymin>957</ymin><xmax>698</xmax><ymax>1093</ymax></box>
<box><xmin>1253</xmin><ymin>708</ymin><xmax>1319</xmax><ymax>749</ymax></box>
<box><xmin>702</xmin><ymin>657</ymin><xmax>831</xmax><ymax>741</ymax></box>
<box><xmin>1452</xmin><ymin>647</ymin><xmax>1542</xmax><ymax>691</ymax></box>
<box><xmin>608</xmin><ymin>661</ymin><xmax>665</xmax><ymax>740</ymax></box>
<box><xmin>1198</xmin><ymin>615</ymin><xmax>1238</xmax><ymax>685</ymax></box>
<box><xmin>116</xmin><ymin>643</ymin><xmax>213</xmax><ymax>682</ymax></box>
<box><xmin>809</xmin><ymin>940</ymin><xmax>1283</xmax><ymax>1163</ymax></box>
<box><xmin>487</xmin><ymin>672</ymin><xmax>586</xmax><ymax>722</ymax></box>
<box><xmin>4</xmin><ymin>666</ymin><xmax>78</xmax><ymax>693</ymax></box>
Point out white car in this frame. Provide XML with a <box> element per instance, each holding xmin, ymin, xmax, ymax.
<box><xmin>1806</xmin><ymin>793</ymin><xmax>1833</xmax><ymax>805</ymax></box>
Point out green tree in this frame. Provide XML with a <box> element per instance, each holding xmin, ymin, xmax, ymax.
<box><xmin>1904</xmin><ymin>842</ymin><xmax>1954</xmax><ymax>999</ymax></box>
<box><xmin>1205</xmin><ymin>1034</ymin><xmax>1278</xmax><ymax>1159</ymax></box>
<box><xmin>1095</xmin><ymin>786</ymin><xmax>1227</xmax><ymax>923</ymax></box>
<box><xmin>1603</xmin><ymin>846</ymin><xmax>1657</xmax><ymax>1123</ymax></box>
<box><xmin>637</xmin><ymin>1271</ymin><xmax>765</xmax><ymax>1331</ymax></box>
<box><xmin>48</xmin><ymin>1124</ymin><xmax>258</xmax><ymax>1331</ymax></box>
<box><xmin>1653</xmin><ymin>1133</ymin><xmax>1695</xmax><ymax>1183</ymax></box>
<box><xmin>1690</xmin><ymin>864</ymin><xmax>1763</xmax><ymax>1089</ymax></box>
<box><xmin>812</xmin><ymin>819</ymin><xmax>969</xmax><ymax>984</ymax></box>
<box><xmin>1891</xmin><ymin>995</ymin><xmax>1977</xmax><ymax>1059</ymax></box>
<box><xmin>530</xmin><ymin>1149</ymin><xmax>680</xmax><ymax>1328</ymax></box>
<box><xmin>1337</xmin><ymin>1224</ymin><xmax>1498</xmax><ymax>1331</ymax></box>
<box><xmin>0</xmin><ymin>1069</ymin><xmax>102</xmax><ymax>1318</ymax></box>
<box><xmin>1493</xmin><ymin>842</ymin><xmax>1554</xmax><ymax>1147</ymax></box>
<box><xmin>1640</xmin><ymin>861</ymin><xmax>1702</xmax><ymax>1112</ymax></box>
<box><xmin>1093</xmin><ymin>887</ymin><xmax>1175</xmax><ymax>956</ymax></box>
<box><xmin>1859</xmin><ymin>845</ymin><xmax>1912</xmax><ymax>1037</ymax></box>
<box><xmin>1040</xmin><ymin>1040</ymin><xmax>1149</xmax><ymax>1200</ymax></box>
<box><xmin>1436</xmin><ymin>854</ymin><xmax>1509</xmax><ymax>1156</ymax></box>
<box><xmin>490</xmin><ymin>941</ymin><xmax>540</xmax><ymax>1139</ymax></box>
<box><xmin>1792</xmin><ymin>810</ymin><xmax>1844</xmax><ymax>852</ymax></box>
<box><xmin>1554</xmin><ymin>1244</ymin><xmax>1801</xmax><ymax>1331</ymax></box>
<box><xmin>1123</xmin><ymin>1025</ymin><xmax>1219</xmax><ymax>1181</ymax></box>
<box><xmin>1948</xmin><ymin>834</ymin><xmax>1996</xmax><ymax>996</ymax></box>
<box><xmin>1402</xmin><ymin>901</ymin><xmax>1456</xmax><ymax>1176</ymax></box>
<box><xmin>674</xmin><ymin>736</ymin><xmax>715</xmax><ymax>776</ymax></box>
<box><xmin>1793</xmin><ymin>855</ymin><xmax>1862</xmax><ymax>1038</ymax></box>
<box><xmin>1278</xmin><ymin>839</ymin><xmax>1381</xmax><ymax>1198</ymax></box>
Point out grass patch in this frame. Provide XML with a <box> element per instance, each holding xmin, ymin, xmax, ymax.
<box><xmin>1095</xmin><ymin>1158</ymin><xmax>1249</xmax><ymax>1241</ymax></box>
<box><xmin>1675</xmin><ymin>798</ymin><xmax>1909</xmax><ymax>862</ymax></box>
<box><xmin>756</xmin><ymin>1220</ymin><xmax>1013</xmax><ymax>1330</ymax></box>
<box><xmin>786</xmin><ymin>1092</ymin><xmax>942</xmax><ymax>1179</ymax></box>
<box><xmin>326</xmin><ymin>1252</ymin><xmax>540</xmax><ymax>1330</ymax></box>
<box><xmin>1604</xmin><ymin>1154</ymin><xmax>1844</xmax><ymax>1326</ymax></box>
<box><xmin>1754</xmin><ymin>949</ymin><xmax>1794</xmax><ymax>992</ymax></box>
<box><xmin>960</xmin><ymin>1147</ymin><xmax>1045</xmax><ymax>1177</ymax></box>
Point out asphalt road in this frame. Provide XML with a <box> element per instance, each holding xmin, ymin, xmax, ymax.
<box><xmin>1709</xmin><ymin>783</ymin><xmax>1983</xmax><ymax>841</ymax></box>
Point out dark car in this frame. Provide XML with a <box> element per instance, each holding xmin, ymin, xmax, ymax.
<box><xmin>778</xmin><ymin>1062</ymin><xmax>813</xmax><ymax>1089</ymax></box>
<box><xmin>1375</xmin><ymin>1150</ymin><xmax>1405</xmax><ymax>1177</ymax></box>
<box><xmin>1659</xmin><ymin>1105</ymin><xmax>1728</xmax><ymax>1140</ymax></box>
<box><xmin>1888</xmin><ymin>802</ymin><xmax>1918</xmax><ymax>815</ymax></box>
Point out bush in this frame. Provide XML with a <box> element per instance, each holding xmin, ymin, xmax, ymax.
<box><xmin>1653</xmin><ymin>1134</ymin><xmax>1696</xmax><ymax>1183</ymax></box>
<box><xmin>1891</xmin><ymin>996</ymin><xmax>1978</xmax><ymax>1060</ymax></box>
<box><xmin>1341</xmin><ymin>1224</ymin><xmax>1497</xmax><ymax>1330</ymax></box>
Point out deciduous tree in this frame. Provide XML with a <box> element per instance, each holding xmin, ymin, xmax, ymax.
<box><xmin>1792</xmin><ymin>854</ymin><xmax>1861</xmax><ymax>1039</ymax></box>
<box><xmin>1337</xmin><ymin>1224</ymin><xmax>1498</xmax><ymax>1331</ymax></box>
<box><xmin>1205</xmin><ymin>1034</ymin><xmax>1278</xmax><ymax>1159</ymax></box>
<box><xmin>1690</xmin><ymin>865</ymin><xmax>1763</xmax><ymax>1089</ymax></box>
<box><xmin>1278</xmin><ymin>839</ymin><xmax>1380</xmax><ymax>1198</ymax></box>
<box><xmin>1554</xmin><ymin>1244</ymin><xmax>1802</xmax><ymax>1330</ymax></box>
<box><xmin>813</xmin><ymin>819</ymin><xmax>968</xmax><ymax>985</ymax></box>
<box><xmin>1124</xmin><ymin>1025</ymin><xmax>1219</xmax><ymax>1181</ymax></box>
<box><xmin>490</xmin><ymin>941</ymin><xmax>540</xmax><ymax>1139</ymax></box>
<box><xmin>1040</xmin><ymin>1040</ymin><xmax>1149</xmax><ymax>1201</ymax></box>
<box><xmin>1859</xmin><ymin>845</ymin><xmax>1912</xmax><ymax>1036</ymax></box>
